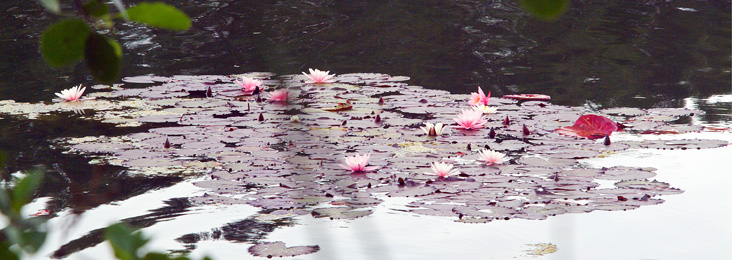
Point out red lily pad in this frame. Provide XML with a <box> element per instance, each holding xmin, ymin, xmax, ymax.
<box><xmin>555</xmin><ymin>114</ymin><xmax>619</xmax><ymax>139</ymax></box>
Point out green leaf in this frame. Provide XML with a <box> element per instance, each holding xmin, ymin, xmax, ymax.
<box><xmin>40</xmin><ymin>19</ymin><xmax>91</xmax><ymax>67</ymax></box>
<box><xmin>106</xmin><ymin>223</ymin><xmax>137</xmax><ymax>260</ymax></box>
<box><xmin>19</xmin><ymin>230</ymin><xmax>46</xmax><ymax>254</ymax></box>
<box><xmin>3</xmin><ymin>226</ymin><xmax>22</xmax><ymax>247</ymax></box>
<box><xmin>38</xmin><ymin>0</ymin><xmax>61</xmax><ymax>14</ymax></box>
<box><xmin>105</xmin><ymin>223</ymin><xmax>149</xmax><ymax>260</ymax></box>
<box><xmin>0</xmin><ymin>240</ymin><xmax>20</xmax><ymax>260</ymax></box>
<box><xmin>0</xmin><ymin>189</ymin><xmax>11</xmax><ymax>215</ymax></box>
<box><xmin>0</xmin><ymin>151</ymin><xmax>7</xmax><ymax>173</ymax></box>
<box><xmin>11</xmin><ymin>170</ymin><xmax>44</xmax><ymax>214</ymax></box>
<box><xmin>127</xmin><ymin>2</ymin><xmax>191</xmax><ymax>31</ymax></box>
<box><xmin>83</xmin><ymin>0</ymin><xmax>109</xmax><ymax>18</ymax></box>
<box><xmin>519</xmin><ymin>0</ymin><xmax>569</xmax><ymax>20</ymax></box>
<box><xmin>84</xmin><ymin>33</ymin><xmax>122</xmax><ymax>84</ymax></box>
<box><xmin>142</xmin><ymin>252</ymin><xmax>174</xmax><ymax>260</ymax></box>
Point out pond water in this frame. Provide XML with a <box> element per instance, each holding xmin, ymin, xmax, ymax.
<box><xmin>0</xmin><ymin>1</ymin><xmax>730</xmax><ymax>260</ymax></box>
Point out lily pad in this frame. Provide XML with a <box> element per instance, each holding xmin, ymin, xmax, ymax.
<box><xmin>248</xmin><ymin>241</ymin><xmax>320</xmax><ymax>258</ymax></box>
<box><xmin>626</xmin><ymin>139</ymin><xmax>729</xmax><ymax>150</ymax></box>
<box><xmin>311</xmin><ymin>207</ymin><xmax>373</xmax><ymax>219</ymax></box>
<box><xmin>555</xmin><ymin>114</ymin><xmax>618</xmax><ymax>139</ymax></box>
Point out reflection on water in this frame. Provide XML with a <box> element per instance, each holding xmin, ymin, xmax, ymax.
<box><xmin>687</xmin><ymin>94</ymin><xmax>732</xmax><ymax>124</ymax></box>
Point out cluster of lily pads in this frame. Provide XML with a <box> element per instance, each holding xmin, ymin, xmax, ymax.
<box><xmin>1</xmin><ymin>69</ymin><xmax>729</xmax><ymax>257</ymax></box>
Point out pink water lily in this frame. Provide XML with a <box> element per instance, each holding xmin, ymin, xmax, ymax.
<box><xmin>425</xmin><ymin>162</ymin><xmax>460</xmax><ymax>178</ymax></box>
<box><xmin>339</xmin><ymin>153</ymin><xmax>378</xmax><ymax>173</ymax></box>
<box><xmin>453</xmin><ymin>109</ymin><xmax>487</xmax><ymax>130</ymax></box>
<box><xmin>468</xmin><ymin>86</ymin><xmax>490</xmax><ymax>106</ymax></box>
<box><xmin>302</xmin><ymin>68</ymin><xmax>335</xmax><ymax>84</ymax></box>
<box><xmin>478</xmin><ymin>149</ymin><xmax>508</xmax><ymax>165</ymax></box>
<box><xmin>267</xmin><ymin>89</ymin><xmax>290</xmax><ymax>103</ymax></box>
<box><xmin>54</xmin><ymin>84</ymin><xmax>86</xmax><ymax>102</ymax></box>
<box><xmin>236</xmin><ymin>76</ymin><xmax>263</xmax><ymax>92</ymax></box>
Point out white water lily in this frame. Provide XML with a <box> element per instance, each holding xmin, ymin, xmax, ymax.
<box><xmin>420</xmin><ymin>122</ymin><xmax>449</xmax><ymax>136</ymax></box>
<box><xmin>472</xmin><ymin>104</ymin><xmax>498</xmax><ymax>114</ymax></box>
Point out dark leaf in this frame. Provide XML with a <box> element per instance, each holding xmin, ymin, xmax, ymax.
<box><xmin>519</xmin><ymin>0</ymin><xmax>569</xmax><ymax>20</ymax></box>
<box><xmin>127</xmin><ymin>2</ymin><xmax>191</xmax><ymax>31</ymax></box>
<box><xmin>0</xmin><ymin>240</ymin><xmax>20</xmax><ymax>260</ymax></box>
<box><xmin>142</xmin><ymin>253</ymin><xmax>171</xmax><ymax>260</ymax></box>
<box><xmin>40</xmin><ymin>19</ymin><xmax>91</xmax><ymax>67</ymax></box>
<box><xmin>83</xmin><ymin>0</ymin><xmax>109</xmax><ymax>17</ymax></box>
<box><xmin>19</xmin><ymin>230</ymin><xmax>46</xmax><ymax>254</ymax></box>
<box><xmin>84</xmin><ymin>33</ymin><xmax>122</xmax><ymax>83</ymax></box>
<box><xmin>0</xmin><ymin>150</ymin><xmax>6</xmax><ymax>169</ymax></box>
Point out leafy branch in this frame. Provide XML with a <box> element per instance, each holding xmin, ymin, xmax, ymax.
<box><xmin>0</xmin><ymin>165</ymin><xmax>210</xmax><ymax>260</ymax></box>
<box><xmin>37</xmin><ymin>0</ymin><xmax>191</xmax><ymax>84</ymax></box>
<box><xmin>0</xmin><ymin>168</ymin><xmax>47</xmax><ymax>260</ymax></box>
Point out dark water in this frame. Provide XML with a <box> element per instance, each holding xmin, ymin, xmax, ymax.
<box><xmin>1</xmin><ymin>1</ymin><xmax>729</xmax><ymax>106</ymax></box>
<box><xmin>0</xmin><ymin>0</ymin><xmax>730</xmax><ymax>257</ymax></box>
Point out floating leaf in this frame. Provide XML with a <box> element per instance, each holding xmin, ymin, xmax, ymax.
<box><xmin>600</xmin><ymin>107</ymin><xmax>646</xmax><ymax>117</ymax></box>
<box><xmin>555</xmin><ymin>114</ymin><xmax>618</xmax><ymax>139</ymax></box>
<box><xmin>323</xmin><ymin>100</ymin><xmax>353</xmax><ymax>111</ymax></box>
<box><xmin>248</xmin><ymin>241</ymin><xmax>319</xmax><ymax>258</ymax></box>
<box><xmin>311</xmin><ymin>207</ymin><xmax>373</xmax><ymax>219</ymax></box>
<box><xmin>28</xmin><ymin>71</ymin><xmax>704</xmax><ymax>227</ymax></box>
<box><xmin>503</xmin><ymin>94</ymin><xmax>551</xmax><ymax>101</ymax></box>
<box><xmin>647</xmin><ymin>108</ymin><xmax>703</xmax><ymax>117</ymax></box>
<box><xmin>597</xmin><ymin>166</ymin><xmax>657</xmax><ymax>180</ymax></box>
<box><xmin>626</xmin><ymin>139</ymin><xmax>729</xmax><ymax>150</ymax></box>
<box><xmin>526</xmin><ymin>243</ymin><xmax>558</xmax><ymax>256</ymax></box>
